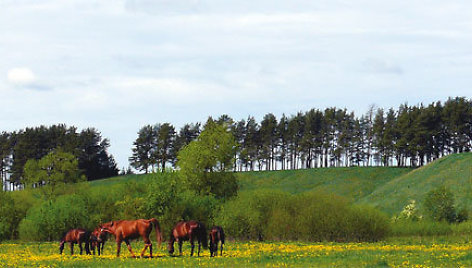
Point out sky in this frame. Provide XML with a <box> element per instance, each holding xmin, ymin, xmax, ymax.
<box><xmin>1</xmin><ymin>0</ymin><xmax>472</xmax><ymax>169</ymax></box>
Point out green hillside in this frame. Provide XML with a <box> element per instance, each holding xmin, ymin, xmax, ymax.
<box><xmin>237</xmin><ymin>167</ymin><xmax>411</xmax><ymax>200</ymax></box>
<box><xmin>360</xmin><ymin>153</ymin><xmax>472</xmax><ymax>214</ymax></box>
<box><xmin>87</xmin><ymin>153</ymin><xmax>472</xmax><ymax>216</ymax></box>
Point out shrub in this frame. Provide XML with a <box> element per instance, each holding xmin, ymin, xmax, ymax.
<box><xmin>0</xmin><ymin>192</ymin><xmax>15</xmax><ymax>241</ymax></box>
<box><xmin>216</xmin><ymin>190</ymin><xmax>389</xmax><ymax>242</ymax></box>
<box><xmin>423</xmin><ymin>185</ymin><xmax>457</xmax><ymax>223</ymax></box>
<box><xmin>19</xmin><ymin>195</ymin><xmax>91</xmax><ymax>241</ymax></box>
<box><xmin>145</xmin><ymin>172</ymin><xmax>221</xmax><ymax>235</ymax></box>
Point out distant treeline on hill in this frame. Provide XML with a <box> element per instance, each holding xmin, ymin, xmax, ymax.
<box><xmin>0</xmin><ymin>125</ymin><xmax>118</xmax><ymax>190</ymax></box>
<box><xmin>130</xmin><ymin>97</ymin><xmax>472</xmax><ymax>173</ymax></box>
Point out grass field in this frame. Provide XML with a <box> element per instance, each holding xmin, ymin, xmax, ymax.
<box><xmin>2</xmin><ymin>239</ymin><xmax>472</xmax><ymax>267</ymax></box>
<box><xmin>361</xmin><ymin>153</ymin><xmax>472</xmax><ymax>214</ymax></box>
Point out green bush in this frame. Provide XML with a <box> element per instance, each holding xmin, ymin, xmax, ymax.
<box><xmin>145</xmin><ymin>172</ymin><xmax>221</xmax><ymax>235</ymax></box>
<box><xmin>423</xmin><ymin>185</ymin><xmax>457</xmax><ymax>223</ymax></box>
<box><xmin>19</xmin><ymin>195</ymin><xmax>91</xmax><ymax>241</ymax></box>
<box><xmin>0</xmin><ymin>192</ymin><xmax>16</xmax><ymax>241</ymax></box>
<box><xmin>216</xmin><ymin>190</ymin><xmax>389</xmax><ymax>242</ymax></box>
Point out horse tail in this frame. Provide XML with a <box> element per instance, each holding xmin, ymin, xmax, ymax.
<box><xmin>220</xmin><ymin>227</ymin><xmax>225</xmax><ymax>245</ymax></box>
<box><xmin>149</xmin><ymin>218</ymin><xmax>162</xmax><ymax>248</ymax></box>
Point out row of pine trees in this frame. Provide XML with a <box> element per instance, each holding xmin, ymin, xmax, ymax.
<box><xmin>130</xmin><ymin>97</ymin><xmax>472</xmax><ymax>173</ymax></box>
<box><xmin>0</xmin><ymin>125</ymin><xmax>118</xmax><ymax>190</ymax></box>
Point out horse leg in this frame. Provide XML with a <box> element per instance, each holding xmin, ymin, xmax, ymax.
<box><xmin>79</xmin><ymin>242</ymin><xmax>83</xmax><ymax>255</ymax></box>
<box><xmin>198</xmin><ymin>240</ymin><xmax>201</xmax><ymax>257</ymax></box>
<box><xmin>190</xmin><ymin>236</ymin><xmax>195</xmax><ymax>257</ymax></box>
<box><xmin>70</xmin><ymin>243</ymin><xmax>74</xmax><ymax>255</ymax></box>
<box><xmin>124</xmin><ymin>239</ymin><xmax>136</xmax><ymax>258</ymax></box>
<box><xmin>59</xmin><ymin>241</ymin><xmax>65</xmax><ymax>254</ymax></box>
<box><xmin>178</xmin><ymin>240</ymin><xmax>183</xmax><ymax>255</ymax></box>
<box><xmin>220</xmin><ymin>242</ymin><xmax>223</xmax><ymax>256</ymax></box>
<box><xmin>141</xmin><ymin>237</ymin><xmax>151</xmax><ymax>258</ymax></box>
<box><xmin>116</xmin><ymin>240</ymin><xmax>122</xmax><ymax>257</ymax></box>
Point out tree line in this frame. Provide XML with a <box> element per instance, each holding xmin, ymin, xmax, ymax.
<box><xmin>0</xmin><ymin>125</ymin><xmax>118</xmax><ymax>190</ymax></box>
<box><xmin>130</xmin><ymin>97</ymin><xmax>472</xmax><ymax>172</ymax></box>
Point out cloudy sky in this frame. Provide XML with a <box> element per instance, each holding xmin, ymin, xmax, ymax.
<box><xmin>1</xmin><ymin>0</ymin><xmax>471</xmax><ymax>169</ymax></box>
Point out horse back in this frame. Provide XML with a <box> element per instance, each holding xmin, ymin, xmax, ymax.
<box><xmin>116</xmin><ymin>219</ymin><xmax>152</xmax><ymax>240</ymax></box>
<box><xmin>63</xmin><ymin>228</ymin><xmax>88</xmax><ymax>243</ymax></box>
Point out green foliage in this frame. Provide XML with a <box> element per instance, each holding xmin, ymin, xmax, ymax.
<box><xmin>217</xmin><ymin>190</ymin><xmax>390</xmax><ymax>242</ymax></box>
<box><xmin>394</xmin><ymin>200</ymin><xmax>422</xmax><ymax>221</ymax></box>
<box><xmin>19</xmin><ymin>195</ymin><xmax>91</xmax><ymax>241</ymax></box>
<box><xmin>390</xmin><ymin>220</ymin><xmax>452</xmax><ymax>237</ymax></box>
<box><xmin>23</xmin><ymin>150</ymin><xmax>85</xmax><ymax>197</ymax></box>
<box><xmin>144</xmin><ymin>172</ymin><xmax>221</xmax><ymax>234</ymax></box>
<box><xmin>177</xmin><ymin>120</ymin><xmax>238</xmax><ymax>198</ymax></box>
<box><xmin>0</xmin><ymin>192</ymin><xmax>15</xmax><ymax>241</ymax></box>
<box><xmin>423</xmin><ymin>185</ymin><xmax>457</xmax><ymax>223</ymax></box>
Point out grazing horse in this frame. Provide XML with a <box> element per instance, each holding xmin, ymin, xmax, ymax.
<box><xmin>168</xmin><ymin>221</ymin><xmax>208</xmax><ymax>256</ymax></box>
<box><xmin>99</xmin><ymin>218</ymin><xmax>162</xmax><ymax>258</ymax></box>
<box><xmin>209</xmin><ymin>226</ymin><xmax>225</xmax><ymax>257</ymax></box>
<box><xmin>59</xmin><ymin>228</ymin><xmax>91</xmax><ymax>255</ymax></box>
<box><xmin>90</xmin><ymin>227</ymin><xmax>108</xmax><ymax>255</ymax></box>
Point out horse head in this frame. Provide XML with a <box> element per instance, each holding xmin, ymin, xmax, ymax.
<box><xmin>99</xmin><ymin>221</ymin><xmax>115</xmax><ymax>235</ymax></box>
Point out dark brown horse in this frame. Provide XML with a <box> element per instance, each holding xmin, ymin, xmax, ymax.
<box><xmin>209</xmin><ymin>226</ymin><xmax>225</xmax><ymax>257</ymax></box>
<box><xmin>168</xmin><ymin>221</ymin><xmax>208</xmax><ymax>256</ymax></box>
<box><xmin>90</xmin><ymin>227</ymin><xmax>108</xmax><ymax>255</ymax></box>
<box><xmin>99</xmin><ymin>218</ymin><xmax>162</xmax><ymax>258</ymax></box>
<box><xmin>59</xmin><ymin>228</ymin><xmax>91</xmax><ymax>255</ymax></box>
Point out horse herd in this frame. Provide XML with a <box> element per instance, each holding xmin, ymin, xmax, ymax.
<box><xmin>59</xmin><ymin>218</ymin><xmax>225</xmax><ymax>258</ymax></box>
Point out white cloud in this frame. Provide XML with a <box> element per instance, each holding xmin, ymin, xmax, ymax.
<box><xmin>2</xmin><ymin>0</ymin><xmax>472</xmax><ymax>168</ymax></box>
<box><xmin>7</xmin><ymin>67</ymin><xmax>36</xmax><ymax>86</ymax></box>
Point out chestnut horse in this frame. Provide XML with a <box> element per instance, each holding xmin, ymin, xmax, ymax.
<box><xmin>168</xmin><ymin>221</ymin><xmax>208</xmax><ymax>256</ymax></box>
<box><xmin>209</xmin><ymin>226</ymin><xmax>225</xmax><ymax>257</ymax></box>
<box><xmin>99</xmin><ymin>218</ymin><xmax>162</xmax><ymax>258</ymax></box>
<box><xmin>59</xmin><ymin>228</ymin><xmax>91</xmax><ymax>255</ymax></box>
<box><xmin>90</xmin><ymin>227</ymin><xmax>108</xmax><ymax>255</ymax></box>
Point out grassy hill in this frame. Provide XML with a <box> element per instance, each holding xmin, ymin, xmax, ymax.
<box><xmin>237</xmin><ymin>167</ymin><xmax>411</xmax><ymax>201</ymax></box>
<box><xmin>87</xmin><ymin>153</ymin><xmax>472</xmax><ymax>215</ymax></box>
<box><xmin>360</xmin><ymin>153</ymin><xmax>472</xmax><ymax>214</ymax></box>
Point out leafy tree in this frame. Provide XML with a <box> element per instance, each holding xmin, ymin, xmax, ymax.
<box><xmin>177</xmin><ymin>120</ymin><xmax>238</xmax><ymax>199</ymax></box>
<box><xmin>423</xmin><ymin>185</ymin><xmax>457</xmax><ymax>223</ymax></box>
<box><xmin>154</xmin><ymin>123</ymin><xmax>176</xmax><ymax>172</ymax></box>
<box><xmin>0</xmin><ymin>191</ymin><xmax>15</xmax><ymax>240</ymax></box>
<box><xmin>77</xmin><ymin>128</ymin><xmax>118</xmax><ymax>180</ymax></box>
<box><xmin>23</xmin><ymin>150</ymin><xmax>85</xmax><ymax>197</ymax></box>
<box><xmin>129</xmin><ymin>125</ymin><xmax>156</xmax><ymax>173</ymax></box>
<box><xmin>174</xmin><ymin>123</ymin><xmax>200</xmax><ymax>158</ymax></box>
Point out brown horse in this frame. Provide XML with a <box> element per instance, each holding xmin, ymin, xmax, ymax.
<box><xmin>168</xmin><ymin>221</ymin><xmax>208</xmax><ymax>256</ymax></box>
<box><xmin>59</xmin><ymin>228</ymin><xmax>91</xmax><ymax>255</ymax></box>
<box><xmin>90</xmin><ymin>227</ymin><xmax>108</xmax><ymax>255</ymax></box>
<box><xmin>209</xmin><ymin>226</ymin><xmax>225</xmax><ymax>257</ymax></box>
<box><xmin>99</xmin><ymin>218</ymin><xmax>162</xmax><ymax>258</ymax></box>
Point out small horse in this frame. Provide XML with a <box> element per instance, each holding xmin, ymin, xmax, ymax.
<box><xmin>90</xmin><ymin>227</ymin><xmax>108</xmax><ymax>255</ymax></box>
<box><xmin>168</xmin><ymin>221</ymin><xmax>208</xmax><ymax>256</ymax></box>
<box><xmin>99</xmin><ymin>218</ymin><xmax>162</xmax><ymax>258</ymax></box>
<box><xmin>59</xmin><ymin>228</ymin><xmax>91</xmax><ymax>255</ymax></box>
<box><xmin>209</xmin><ymin>226</ymin><xmax>225</xmax><ymax>257</ymax></box>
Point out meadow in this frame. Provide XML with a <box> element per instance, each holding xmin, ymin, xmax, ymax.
<box><xmin>2</xmin><ymin>238</ymin><xmax>472</xmax><ymax>267</ymax></box>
